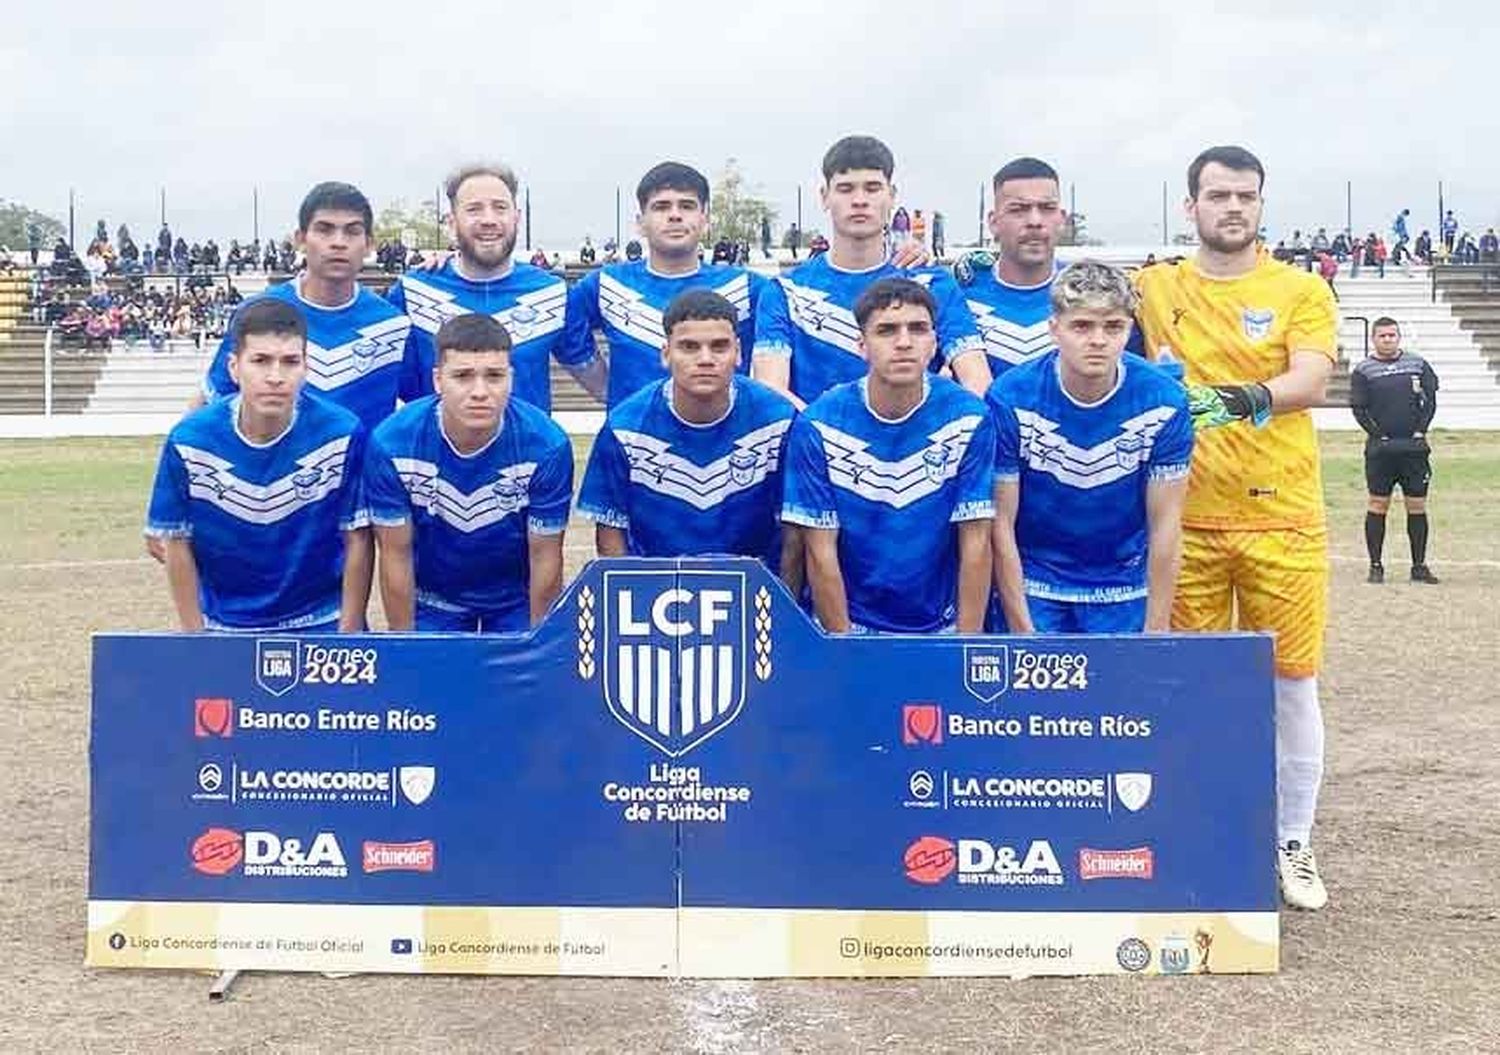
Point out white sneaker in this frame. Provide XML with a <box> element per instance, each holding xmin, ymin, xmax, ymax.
<box><xmin>1278</xmin><ymin>841</ymin><xmax>1329</xmax><ymax>910</ymax></box>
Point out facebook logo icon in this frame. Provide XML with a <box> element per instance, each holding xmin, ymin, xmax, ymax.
<box><xmin>390</xmin><ymin>938</ymin><xmax>413</xmax><ymax>955</ymax></box>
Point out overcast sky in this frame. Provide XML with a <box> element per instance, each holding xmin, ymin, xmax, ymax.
<box><xmin>5</xmin><ymin>2</ymin><xmax>1496</xmax><ymax>250</ymax></box>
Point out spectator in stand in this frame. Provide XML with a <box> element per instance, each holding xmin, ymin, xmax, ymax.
<box><xmin>1415</xmin><ymin>230</ymin><xmax>1433</xmax><ymax>265</ymax></box>
<box><xmin>27</xmin><ymin>223</ymin><xmax>42</xmax><ymax>267</ymax></box>
<box><xmin>1331</xmin><ymin>230</ymin><xmax>1350</xmax><ymax>261</ymax></box>
<box><xmin>579</xmin><ymin>236</ymin><xmax>596</xmax><ymax>264</ymax></box>
<box><xmin>157</xmin><ymin>223</ymin><xmax>173</xmax><ymax>264</ymax></box>
<box><xmin>1441</xmin><ymin>209</ymin><xmax>1458</xmax><ymax>253</ymax></box>
<box><xmin>1392</xmin><ymin>208</ymin><xmax>1410</xmax><ymax>246</ymax></box>
<box><xmin>890</xmin><ymin>205</ymin><xmax>910</xmax><ymax>246</ymax></box>
<box><xmin>262</xmin><ymin>240</ymin><xmax>278</xmax><ymax>272</ymax></box>
<box><xmin>932</xmin><ymin>211</ymin><xmax>946</xmax><ymax>260</ymax></box>
<box><xmin>807</xmin><ymin>231</ymin><xmax>829</xmax><ymax>256</ymax></box>
<box><xmin>1368</xmin><ymin>232</ymin><xmax>1387</xmax><ymax>278</ymax></box>
<box><xmin>1481</xmin><ymin>228</ymin><xmax>1499</xmax><ymax>263</ymax></box>
<box><xmin>625</xmin><ymin>238</ymin><xmax>643</xmax><ymax>262</ymax></box>
<box><xmin>204</xmin><ymin>240</ymin><xmax>221</xmax><ymax>271</ymax></box>
<box><xmin>602</xmin><ymin>236</ymin><xmax>618</xmax><ymax>263</ymax></box>
<box><xmin>0</xmin><ymin>245</ymin><xmax>13</xmax><ymax>272</ymax></box>
<box><xmin>1272</xmin><ymin>239</ymin><xmax>1290</xmax><ymax>263</ymax></box>
<box><xmin>1290</xmin><ymin>229</ymin><xmax>1306</xmax><ymax>267</ymax></box>
<box><xmin>911</xmin><ymin>208</ymin><xmax>928</xmax><ymax>250</ymax></box>
<box><xmin>1311</xmin><ymin>227</ymin><xmax>1330</xmax><ymax>254</ymax></box>
<box><xmin>173</xmin><ymin>237</ymin><xmax>190</xmax><ymax>274</ymax></box>
<box><xmin>1317</xmin><ymin>251</ymin><xmax>1339</xmax><ymax>298</ymax></box>
<box><xmin>1460</xmin><ymin>232</ymin><xmax>1481</xmax><ymax>264</ymax></box>
<box><xmin>711</xmin><ymin>236</ymin><xmax>732</xmax><ymax>264</ymax></box>
<box><xmin>761</xmin><ymin>215</ymin><xmax>772</xmax><ymax>259</ymax></box>
<box><xmin>227</xmin><ymin>241</ymin><xmax>243</xmax><ymax>274</ymax></box>
<box><xmin>1391</xmin><ymin>235</ymin><xmax>1417</xmax><ymax>276</ymax></box>
<box><xmin>528</xmin><ymin>247</ymin><xmax>549</xmax><ymax>267</ymax></box>
<box><xmin>279</xmin><ymin>239</ymin><xmax>297</xmax><ymax>272</ymax></box>
<box><xmin>786</xmin><ymin>221</ymin><xmax>801</xmax><ymax>259</ymax></box>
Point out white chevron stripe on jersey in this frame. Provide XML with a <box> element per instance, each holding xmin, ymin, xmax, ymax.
<box><xmin>781</xmin><ymin>278</ymin><xmax>863</xmax><ymax>355</ymax></box>
<box><xmin>398</xmin><ymin>277</ymin><xmax>468</xmax><ymax>334</ymax></box>
<box><xmin>599</xmin><ymin>273</ymin><xmax>667</xmax><ymax>348</ymax></box>
<box><xmin>495</xmin><ymin>282</ymin><xmax>567</xmax><ymax>344</ymax></box>
<box><xmin>305</xmin><ymin>315</ymin><xmax>411</xmax><ymax>389</ymax></box>
<box><xmin>178</xmin><ymin>437</ymin><xmax>350</xmax><ymax>525</ymax></box>
<box><xmin>712</xmin><ymin>272</ymin><xmax>752</xmax><ymax>320</ymax></box>
<box><xmin>1015</xmin><ymin>406</ymin><xmax>1180</xmax><ymax>489</ymax></box>
<box><xmin>614</xmin><ymin>419</ymin><xmax>790</xmax><ymax>510</ymax></box>
<box><xmin>392</xmin><ymin>458</ymin><xmax>538</xmax><ymax>533</ymax></box>
<box><xmin>969</xmin><ymin>303</ymin><xmax>1054</xmax><ymax>365</ymax></box>
<box><xmin>813</xmin><ymin>414</ymin><xmax>982</xmax><ymax>509</ymax></box>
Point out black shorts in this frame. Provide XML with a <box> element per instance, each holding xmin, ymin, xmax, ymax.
<box><xmin>1365</xmin><ymin>446</ymin><xmax>1431</xmax><ymax>497</ymax></box>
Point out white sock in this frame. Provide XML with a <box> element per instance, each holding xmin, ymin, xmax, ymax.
<box><xmin>1275</xmin><ymin>675</ymin><xmax>1324</xmax><ymax>846</ymax></box>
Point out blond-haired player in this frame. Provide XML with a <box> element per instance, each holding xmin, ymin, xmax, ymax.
<box><xmin>1134</xmin><ymin>145</ymin><xmax>1337</xmax><ymax>911</ymax></box>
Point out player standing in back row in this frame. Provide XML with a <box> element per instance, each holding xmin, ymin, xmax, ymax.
<box><xmin>1133</xmin><ymin>145</ymin><xmax>1338</xmax><ymax>911</ymax></box>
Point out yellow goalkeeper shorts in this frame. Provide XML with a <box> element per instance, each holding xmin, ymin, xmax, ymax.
<box><xmin>1172</xmin><ymin>526</ymin><xmax>1329</xmax><ymax>679</ymax></box>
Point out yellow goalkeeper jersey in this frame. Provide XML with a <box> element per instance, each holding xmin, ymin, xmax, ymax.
<box><xmin>1134</xmin><ymin>250</ymin><xmax>1338</xmax><ymax>531</ymax></box>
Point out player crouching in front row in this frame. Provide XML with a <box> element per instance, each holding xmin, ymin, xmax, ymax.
<box><xmin>363</xmin><ymin>313</ymin><xmax>573</xmax><ymax>632</ymax></box>
<box><xmin>782</xmin><ymin>277</ymin><xmax>996</xmax><ymax>633</ymax></box>
<box><xmin>145</xmin><ymin>298</ymin><xmax>373</xmax><ymax>632</ymax></box>
<box><xmin>988</xmin><ymin>260</ymin><xmax>1193</xmax><ymax>633</ymax></box>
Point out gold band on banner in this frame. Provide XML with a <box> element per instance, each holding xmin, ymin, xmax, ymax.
<box><xmin>87</xmin><ymin>901</ymin><xmax>1275</xmax><ymax>977</ymax></box>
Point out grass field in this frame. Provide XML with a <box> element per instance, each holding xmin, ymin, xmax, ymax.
<box><xmin>1</xmin><ymin>431</ymin><xmax>1497</xmax><ymax>1053</ymax></box>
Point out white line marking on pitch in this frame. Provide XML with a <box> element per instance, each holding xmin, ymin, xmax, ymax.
<box><xmin>1</xmin><ymin>557</ymin><xmax>154</xmax><ymax>572</ymax></box>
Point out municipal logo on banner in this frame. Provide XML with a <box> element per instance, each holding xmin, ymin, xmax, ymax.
<box><xmin>963</xmin><ymin>645</ymin><xmax>1009</xmax><ymax>702</ymax></box>
<box><xmin>1114</xmin><ymin>772</ymin><xmax>1153</xmax><ymax>812</ymax></box>
<box><xmin>398</xmin><ymin>766</ymin><xmax>436</xmax><ymax>806</ymax></box>
<box><xmin>601</xmin><ymin>569</ymin><xmax>748</xmax><ymax>757</ymax></box>
<box><xmin>256</xmin><ymin>638</ymin><xmax>301</xmax><ymax>697</ymax></box>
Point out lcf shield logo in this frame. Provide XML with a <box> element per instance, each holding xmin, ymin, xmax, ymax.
<box><xmin>964</xmin><ymin>645</ymin><xmax>1009</xmax><ymax>703</ymax></box>
<box><xmin>398</xmin><ymin>766</ymin><xmax>436</xmax><ymax>806</ymax></box>
<box><xmin>255</xmin><ymin>639</ymin><xmax>301</xmax><ymax>697</ymax></box>
<box><xmin>602</xmin><ymin>569</ymin><xmax>747</xmax><ymax>757</ymax></box>
<box><xmin>1114</xmin><ymin>772</ymin><xmax>1154</xmax><ymax>812</ymax></box>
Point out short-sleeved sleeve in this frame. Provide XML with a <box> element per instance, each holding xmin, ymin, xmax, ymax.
<box><xmin>338</xmin><ymin>428</ymin><xmax>370</xmax><ymax>532</ymax></box>
<box><xmin>526</xmin><ymin>435</ymin><xmax>574</xmax><ymax>535</ymax></box>
<box><xmin>930</xmin><ymin>270</ymin><xmax>984</xmax><ymax>366</ymax></box>
<box><xmin>986</xmin><ymin>386</ymin><xmax>1022</xmax><ymax>482</ymax></box>
<box><xmin>752</xmin><ymin>277</ymin><xmax>794</xmax><ymax>360</ymax></box>
<box><xmin>952</xmin><ymin>411</ymin><xmax>997</xmax><ymax>522</ymax></box>
<box><xmin>780</xmin><ymin>416</ymin><xmax>838</xmax><ymax>529</ymax></box>
<box><xmin>1287</xmin><ymin>281</ymin><xmax>1338</xmax><ymax>361</ymax></box>
<box><xmin>556</xmin><ymin>269</ymin><xmax>602</xmax><ymax>367</ymax></box>
<box><xmin>387</xmin><ymin>280</ymin><xmax>432</xmax><ymax>403</ymax></box>
<box><xmin>1147</xmin><ymin>394</ymin><xmax>1195</xmax><ymax>482</ymax></box>
<box><xmin>576</xmin><ymin>425</ymin><xmax>631</xmax><ymax>529</ymax></box>
<box><xmin>361</xmin><ymin>429</ymin><xmax>413</xmax><ymax>528</ymax></box>
<box><xmin>145</xmin><ymin>437</ymin><xmax>192</xmax><ymax>538</ymax></box>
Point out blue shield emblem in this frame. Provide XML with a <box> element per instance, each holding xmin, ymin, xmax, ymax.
<box><xmin>351</xmin><ymin>338</ymin><xmax>377</xmax><ymax>373</ymax></box>
<box><xmin>728</xmin><ymin>448</ymin><xmax>759</xmax><ymax>486</ymax></box>
<box><xmin>255</xmin><ymin>638</ymin><xmax>301</xmax><ymax>697</ymax></box>
<box><xmin>602</xmin><ymin>569</ymin><xmax>747</xmax><ymax>757</ymax></box>
<box><xmin>493</xmin><ymin>475</ymin><xmax>527</xmax><ymax>514</ymax></box>
<box><xmin>1241</xmin><ymin>308</ymin><xmax>1274</xmax><ymax>342</ymax></box>
<box><xmin>292</xmin><ymin>467</ymin><xmax>322</xmax><ymax>500</ymax></box>
<box><xmin>963</xmin><ymin>644</ymin><xmax>1009</xmax><ymax>702</ymax></box>
<box><xmin>508</xmin><ymin>304</ymin><xmax>538</xmax><ymax>340</ymax></box>
<box><xmin>922</xmin><ymin>444</ymin><xmax>949</xmax><ymax>483</ymax></box>
<box><xmin>1115</xmin><ymin>432</ymin><xmax>1144</xmax><ymax>471</ymax></box>
<box><xmin>1159</xmin><ymin>934</ymin><xmax>1192</xmax><ymax>974</ymax></box>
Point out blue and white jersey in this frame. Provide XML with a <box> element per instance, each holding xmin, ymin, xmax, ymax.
<box><xmin>578</xmin><ymin>376</ymin><xmax>795</xmax><ymax>563</ymax></box>
<box><xmin>387</xmin><ymin>261</ymin><xmax>579</xmax><ymax>413</ymax></box>
<box><xmin>363</xmin><ymin>395</ymin><xmax>574</xmax><ymax>630</ymax></box>
<box><xmin>145</xmin><ymin>393</ymin><xmax>367</xmax><ymax>630</ymax></box>
<box><xmin>961</xmin><ymin>262</ymin><xmax>1059</xmax><ymax>378</ymax></box>
<box><xmin>753</xmin><ymin>255</ymin><xmax>983</xmax><ymax>405</ymax></box>
<box><xmin>988</xmin><ymin>351</ymin><xmax>1194</xmax><ymax>603</ymax></box>
<box><xmin>203</xmin><ymin>278</ymin><xmax>410</xmax><ymax>431</ymax></box>
<box><xmin>563</xmin><ymin>261</ymin><xmax>767</xmax><ymax>407</ymax></box>
<box><xmin>782</xmin><ymin>376</ymin><xmax>996</xmax><ymax>633</ymax></box>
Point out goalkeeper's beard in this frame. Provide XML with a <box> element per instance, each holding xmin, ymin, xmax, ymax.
<box><xmin>1199</xmin><ymin>224</ymin><xmax>1257</xmax><ymax>255</ymax></box>
<box><xmin>456</xmin><ymin>229</ymin><xmax>517</xmax><ymax>273</ymax></box>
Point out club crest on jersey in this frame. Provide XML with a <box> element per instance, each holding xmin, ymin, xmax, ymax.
<box><xmin>922</xmin><ymin>444</ymin><xmax>951</xmax><ymax>483</ymax></box>
<box><xmin>509</xmin><ymin>304</ymin><xmax>538</xmax><ymax>340</ymax></box>
<box><xmin>492</xmin><ymin>475</ymin><xmax>527</xmax><ymax>513</ymax></box>
<box><xmin>1241</xmin><ymin>308</ymin><xmax>1275</xmax><ymax>342</ymax></box>
<box><xmin>351</xmin><ymin>339</ymin><xmax>377</xmax><ymax>373</ymax></box>
<box><xmin>729</xmin><ymin>448</ymin><xmax>761</xmax><ymax>486</ymax></box>
<box><xmin>599</xmin><ymin>570</ymin><xmax>749</xmax><ymax>757</ymax></box>
<box><xmin>256</xmin><ymin>638</ymin><xmax>302</xmax><ymax>697</ymax></box>
<box><xmin>1114</xmin><ymin>432</ymin><xmax>1144</xmax><ymax>471</ymax></box>
<box><xmin>292</xmin><ymin>468</ymin><xmax>323</xmax><ymax>500</ymax></box>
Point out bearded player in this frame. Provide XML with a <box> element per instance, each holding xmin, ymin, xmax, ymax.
<box><xmin>1134</xmin><ymin>146</ymin><xmax>1337</xmax><ymax>910</ymax></box>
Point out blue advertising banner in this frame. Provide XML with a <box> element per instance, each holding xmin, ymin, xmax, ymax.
<box><xmin>88</xmin><ymin>558</ymin><xmax>1277</xmax><ymax>978</ymax></box>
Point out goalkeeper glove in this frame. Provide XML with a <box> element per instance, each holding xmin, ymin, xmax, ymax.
<box><xmin>1186</xmin><ymin>382</ymin><xmax>1273</xmax><ymax>430</ymax></box>
<box><xmin>952</xmin><ymin>250</ymin><xmax>994</xmax><ymax>287</ymax></box>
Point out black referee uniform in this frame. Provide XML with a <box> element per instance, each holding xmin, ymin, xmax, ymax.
<box><xmin>1349</xmin><ymin>350</ymin><xmax>1439</xmax><ymax>580</ymax></box>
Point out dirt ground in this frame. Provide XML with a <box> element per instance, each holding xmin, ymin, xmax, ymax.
<box><xmin>0</xmin><ymin>432</ymin><xmax>1496</xmax><ymax>1054</ymax></box>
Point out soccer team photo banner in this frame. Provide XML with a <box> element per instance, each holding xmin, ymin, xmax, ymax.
<box><xmin>88</xmin><ymin>558</ymin><xmax>1278</xmax><ymax>978</ymax></box>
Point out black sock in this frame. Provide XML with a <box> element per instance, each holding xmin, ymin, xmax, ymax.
<box><xmin>1408</xmin><ymin>513</ymin><xmax>1429</xmax><ymax>566</ymax></box>
<box><xmin>1365</xmin><ymin>512</ymin><xmax>1387</xmax><ymax>564</ymax></box>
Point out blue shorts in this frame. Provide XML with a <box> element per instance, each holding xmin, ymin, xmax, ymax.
<box><xmin>1028</xmin><ymin>596</ymin><xmax>1146</xmax><ymax>634</ymax></box>
<box><xmin>205</xmin><ymin>618</ymin><xmax>340</xmax><ymax>634</ymax></box>
<box><xmin>414</xmin><ymin>601</ymin><xmax>525</xmax><ymax>634</ymax></box>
